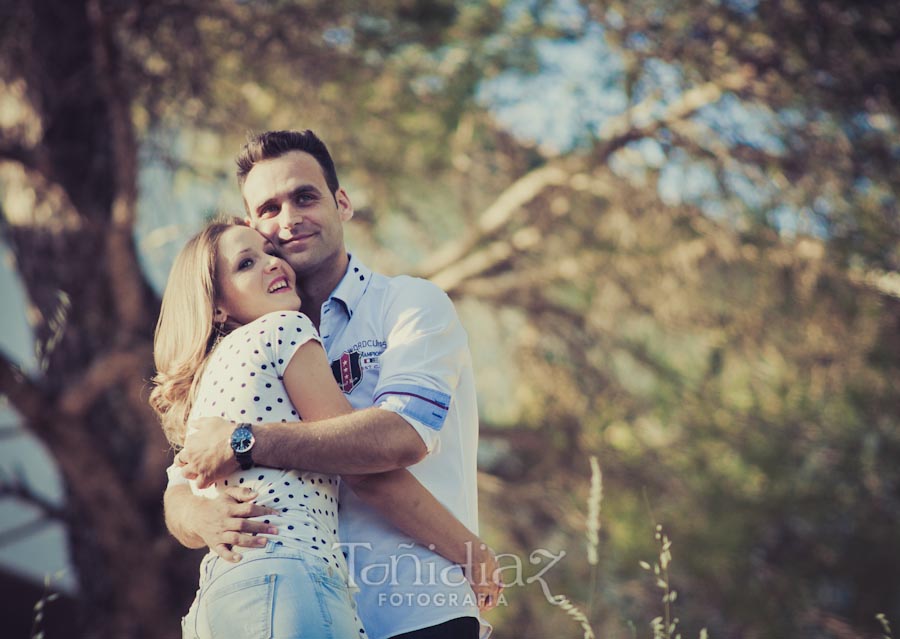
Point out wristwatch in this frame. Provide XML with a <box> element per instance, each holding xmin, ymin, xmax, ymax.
<box><xmin>230</xmin><ymin>423</ymin><xmax>255</xmax><ymax>470</ymax></box>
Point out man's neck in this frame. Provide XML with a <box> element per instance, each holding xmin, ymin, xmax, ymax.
<box><xmin>294</xmin><ymin>252</ymin><xmax>349</xmax><ymax>329</ymax></box>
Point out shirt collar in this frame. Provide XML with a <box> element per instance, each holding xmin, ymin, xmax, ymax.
<box><xmin>326</xmin><ymin>253</ymin><xmax>372</xmax><ymax>318</ymax></box>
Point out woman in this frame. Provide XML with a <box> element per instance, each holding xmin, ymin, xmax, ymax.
<box><xmin>151</xmin><ymin>218</ymin><xmax>494</xmax><ymax>639</ymax></box>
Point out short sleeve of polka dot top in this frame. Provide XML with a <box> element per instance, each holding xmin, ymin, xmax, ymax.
<box><xmin>185</xmin><ymin>310</ymin><xmax>348</xmax><ymax>580</ymax></box>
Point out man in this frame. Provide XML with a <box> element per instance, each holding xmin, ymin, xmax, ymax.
<box><xmin>166</xmin><ymin>130</ymin><xmax>497</xmax><ymax>639</ymax></box>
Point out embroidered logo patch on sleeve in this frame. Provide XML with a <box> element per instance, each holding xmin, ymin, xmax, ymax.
<box><xmin>331</xmin><ymin>350</ymin><xmax>362</xmax><ymax>393</ymax></box>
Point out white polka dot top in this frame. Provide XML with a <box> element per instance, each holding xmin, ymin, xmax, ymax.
<box><xmin>187</xmin><ymin>311</ymin><xmax>348</xmax><ymax>579</ymax></box>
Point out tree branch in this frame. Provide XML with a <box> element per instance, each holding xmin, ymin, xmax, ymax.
<box><xmin>667</xmin><ymin>118</ymin><xmax>786</xmax><ymax>198</ymax></box>
<box><xmin>0</xmin><ymin>350</ymin><xmax>47</xmax><ymax>424</ymax></box>
<box><xmin>417</xmin><ymin>165</ymin><xmax>571</xmax><ymax>279</ymax></box>
<box><xmin>418</xmin><ymin>68</ymin><xmax>755</xmax><ymax>288</ymax></box>
<box><xmin>0</xmin><ymin>467</ymin><xmax>66</xmax><ymax>523</ymax></box>
<box><xmin>432</xmin><ymin>226</ymin><xmax>546</xmax><ymax>294</ymax></box>
<box><xmin>0</xmin><ymin>516</ymin><xmax>55</xmax><ymax>549</ymax></box>
<box><xmin>0</xmin><ymin>465</ymin><xmax>67</xmax><ymax>549</ymax></box>
<box><xmin>59</xmin><ymin>344</ymin><xmax>152</xmax><ymax>417</ymax></box>
<box><xmin>849</xmin><ymin>267</ymin><xmax>900</xmax><ymax>300</ymax></box>
<box><xmin>592</xmin><ymin>66</ymin><xmax>755</xmax><ymax>161</ymax></box>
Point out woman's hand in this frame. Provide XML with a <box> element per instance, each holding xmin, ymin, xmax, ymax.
<box><xmin>464</xmin><ymin>543</ymin><xmax>504</xmax><ymax>612</ymax></box>
<box><xmin>177</xmin><ymin>417</ymin><xmax>240</xmax><ymax>488</ymax></box>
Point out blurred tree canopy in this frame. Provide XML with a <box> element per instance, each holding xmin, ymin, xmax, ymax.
<box><xmin>1</xmin><ymin>0</ymin><xmax>898</xmax><ymax>637</ymax></box>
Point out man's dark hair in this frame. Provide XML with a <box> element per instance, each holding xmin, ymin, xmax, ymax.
<box><xmin>235</xmin><ymin>130</ymin><xmax>340</xmax><ymax>196</ymax></box>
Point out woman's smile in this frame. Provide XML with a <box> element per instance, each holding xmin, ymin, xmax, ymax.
<box><xmin>267</xmin><ymin>275</ymin><xmax>292</xmax><ymax>294</ymax></box>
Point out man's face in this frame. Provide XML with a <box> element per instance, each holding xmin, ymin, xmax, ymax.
<box><xmin>242</xmin><ymin>151</ymin><xmax>353</xmax><ymax>276</ymax></box>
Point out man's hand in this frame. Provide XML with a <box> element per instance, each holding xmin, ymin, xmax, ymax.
<box><xmin>177</xmin><ymin>417</ymin><xmax>239</xmax><ymax>488</ymax></box>
<box><xmin>464</xmin><ymin>543</ymin><xmax>504</xmax><ymax>612</ymax></box>
<box><xmin>190</xmin><ymin>486</ymin><xmax>280</xmax><ymax>563</ymax></box>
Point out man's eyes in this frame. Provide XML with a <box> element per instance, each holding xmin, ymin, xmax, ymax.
<box><xmin>257</xmin><ymin>193</ymin><xmax>315</xmax><ymax>216</ymax></box>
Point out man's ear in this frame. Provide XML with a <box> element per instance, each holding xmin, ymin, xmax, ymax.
<box><xmin>335</xmin><ymin>187</ymin><xmax>354</xmax><ymax>223</ymax></box>
<box><xmin>213</xmin><ymin>307</ymin><xmax>229</xmax><ymax>324</ymax></box>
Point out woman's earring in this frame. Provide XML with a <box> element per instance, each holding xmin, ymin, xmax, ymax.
<box><xmin>212</xmin><ymin>319</ymin><xmax>226</xmax><ymax>348</ymax></box>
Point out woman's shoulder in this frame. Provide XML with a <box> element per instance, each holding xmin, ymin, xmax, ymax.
<box><xmin>259</xmin><ymin>310</ymin><xmax>316</xmax><ymax>327</ymax></box>
<box><xmin>214</xmin><ymin>313</ymin><xmax>320</xmax><ymax>366</ymax></box>
<box><xmin>216</xmin><ymin>311</ymin><xmax>312</xmax><ymax>345</ymax></box>
<box><xmin>241</xmin><ymin>311</ymin><xmax>318</xmax><ymax>336</ymax></box>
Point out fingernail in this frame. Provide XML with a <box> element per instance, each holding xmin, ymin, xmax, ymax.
<box><xmin>267</xmin><ymin>527</ymin><xmax>278</xmax><ymax>534</ymax></box>
<box><xmin>256</xmin><ymin>538</ymin><xmax>267</xmax><ymax>546</ymax></box>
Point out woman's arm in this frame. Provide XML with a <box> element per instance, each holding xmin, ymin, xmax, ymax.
<box><xmin>283</xmin><ymin>341</ymin><xmax>502</xmax><ymax>607</ymax></box>
<box><xmin>340</xmin><ymin>469</ymin><xmax>501</xmax><ymax>608</ymax></box>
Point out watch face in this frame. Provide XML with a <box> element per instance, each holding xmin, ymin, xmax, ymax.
<box><xmin>231</xmin><ymin>427</ymin><xmax>255</xmax><ymax>453</ymax></box>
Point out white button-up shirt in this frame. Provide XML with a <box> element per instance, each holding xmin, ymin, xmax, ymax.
<box><xmin>320</xmin><ymin>255</ymin><xmax>482</xmax><ymax>639</ymax></box>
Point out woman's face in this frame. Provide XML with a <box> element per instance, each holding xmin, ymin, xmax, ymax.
<box><xmin>215</xmin><ymin>226</ymin><xmax>301</xmax><ymax>326</ymax></box>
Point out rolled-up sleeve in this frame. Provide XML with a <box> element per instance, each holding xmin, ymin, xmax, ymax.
<box><xmin>373</xmin><ymin>277</ymin><xmax>468</xmax><ymax>454</ymax></box>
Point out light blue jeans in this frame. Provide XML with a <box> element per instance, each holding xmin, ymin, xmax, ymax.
<box><xmin>182</xmin><ymin>541</ymin><xmax>365</xmax><ymax>639</ymax></box>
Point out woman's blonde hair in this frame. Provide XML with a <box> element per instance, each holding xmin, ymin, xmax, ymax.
<box><xmin>150</xmin><ymin>216</ymin><xmax>243</xmax><ymax>447</ymax></box>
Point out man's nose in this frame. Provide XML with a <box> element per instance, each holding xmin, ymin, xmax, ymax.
<box><xmin>278</xmin><ymin>204</ymin><xmax>302</xmax><ymax>229</ymax></box>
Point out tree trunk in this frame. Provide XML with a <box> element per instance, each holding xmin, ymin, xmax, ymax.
<box><xmin>1</xmin><ymin>0</ymin><xmax>200</xmax><ymax>636</ymax></box>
